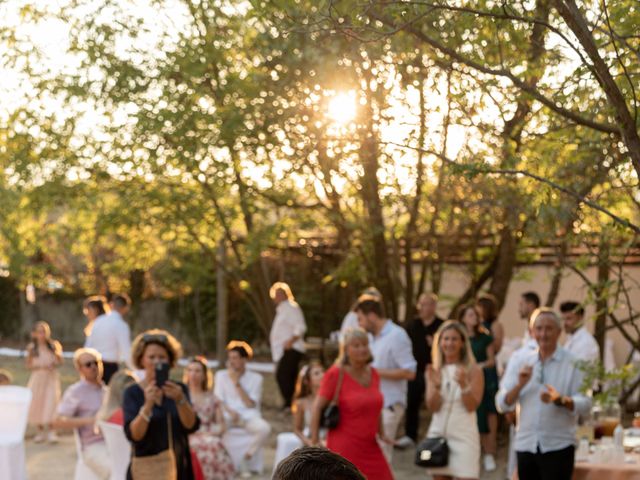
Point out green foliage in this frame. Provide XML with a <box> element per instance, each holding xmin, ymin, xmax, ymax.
<box><xmin>578</xmin><ymin>360</ymin><xmax>639</xmax><ymax>407</ymax></box>
<box><xmin>0</xmin><ymin>0</ymin><xmax>639</xmax><ymax>345</ymax></box>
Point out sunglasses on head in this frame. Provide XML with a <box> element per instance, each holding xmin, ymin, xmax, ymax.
<box><xmin>82</xmin><ymin>360</ymin><xmax>99</xmax><ymax>368</ymax></box>
<box><xmin>143</xmin><ymin>333</ymin><xmax>168</xmax><ymax>344</ymax></box>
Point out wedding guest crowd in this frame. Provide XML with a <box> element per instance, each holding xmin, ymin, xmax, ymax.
<box><xmin>11</xmin><ymin>282</ymin><xmax>606</xmax><ymax>480</ymax></box>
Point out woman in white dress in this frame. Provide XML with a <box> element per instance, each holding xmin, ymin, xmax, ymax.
<box><xmin>426</xmin><ymin>320</ymin><xmax>484</xmax><ymax>480</ymax></box>
<box><xmin>273</xmin><ymin>361</ymin><xmax>324</xmax><ymax>472</ymax></box>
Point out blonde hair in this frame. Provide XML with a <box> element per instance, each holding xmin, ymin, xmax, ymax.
<box><xmin>96</xmin><ymin>370</ymin><xmax>137</xmax><ymax>423</ymax></box>
<box><xmin>73</xmin><ymin>347</ymin><xmax>102</xmax><ymax>369</ymax></box>
<box><xmin>431</xmin><ymin>320</ymin><xmax>476</xmax><ymax>370</ymax></box>
<box><xmin>0</xmin><ymin>369</ymin><xmax>12</xmax><ymax>385</ymax></box>
<box><xmin>270</xmin><ymin>282</ymin><xmax>294</xmax><ymax>301</ymax></box>
<box><xmin>336</xmin><ymin>328</ymin><xmax>373</xmax><ymax>366</ymax></box>
<box><xmin>28</xmin><ymin>321</ymin><xmax>62</xmax><ymax>358</ymax></box>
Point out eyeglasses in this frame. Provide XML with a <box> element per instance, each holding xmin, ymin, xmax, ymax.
<box><xmin>143</xmin><ymin>333</ymin><xmax>168</xmax><ymax>344</ymax></box>
<box><xmin>82</xmin><ymin>360</ymin><xmax>99</xmax><ymax>368</ymax></box>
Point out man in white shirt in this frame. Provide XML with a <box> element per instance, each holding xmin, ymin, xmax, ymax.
<box><xmin>560</xmin><ymin>301</ymin><xmax>600</xmax><ymax>363</ymax></box>
<box><xmin>269</xmin><ymin>282</ymin><xmax>307</xmax><ymax>409</ymax></box>
<box><xmin>356</xmin><ymin>296</ymin><xmax>416</xmax><ymax>462</ymax></box>
<box><xmin>496</xmin><ymin>308</ymin><xmax>591</xmax><ymax>480</ymax></box>
<box><xmin>339</xmin><ymin>287</ymin><xmax>381</xmax><ymax>341</ymax></box>
<box><xmin>85</xmin><ymin>293</ymin><xmax>132</xmax><ymax>385</ymax></box>
<box><xmin>518</xmin><ymin>291</ymin><xmax>540</xmax><ymax>342</ymax></box>
<box><xmin>215</xmin><ymin>341</ymin><xmax>271</xmax><ymax>476</ymax></box>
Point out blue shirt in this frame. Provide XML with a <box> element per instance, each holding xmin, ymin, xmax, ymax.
<box><xmin>370</xmin><ymin>320</ymin><xmax>417</xmax><ymax>408</ymax></box>
<box><xmin>496</xmin><ymin>345</ymin><xmax>591</xmax><ymax>453</ymax></box>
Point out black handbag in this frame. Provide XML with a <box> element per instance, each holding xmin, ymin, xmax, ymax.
<box><xmin>415</xmin><ymin>436</ymin><xmax>449</xmax><ymax>467</ymax></box>
<box><xmin>320</xmin><ymin>367</ymin><xmax>344</xmax><ymax>429</ymax></box>
<box><xmin>415</xmin><ymin>372</ymin><xmax>456</xmax><ymax>468</ymax></box>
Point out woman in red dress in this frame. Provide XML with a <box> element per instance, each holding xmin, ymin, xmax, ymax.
<box><xmin>310</xmin><ymin>328</ymin><xmax>394</xmax><ymax>480</ymax></box>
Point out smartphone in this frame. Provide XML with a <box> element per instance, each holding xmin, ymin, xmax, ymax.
<box><xmin>155</xmin><ymin>362</ymin><xmax>169</xmax><ymax>387</ymax></box>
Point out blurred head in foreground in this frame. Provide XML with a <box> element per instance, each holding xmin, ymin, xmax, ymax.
<box><xmin>272</xmin><ymin>446</ymin><xmax>366</xmax><ymax>480</ymax></box>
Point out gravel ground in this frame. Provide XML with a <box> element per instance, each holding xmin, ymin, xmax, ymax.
<box><xmin>25</xmin><ymin>406</ymin><xmax>509</xmax><ymax>479</ymax></box>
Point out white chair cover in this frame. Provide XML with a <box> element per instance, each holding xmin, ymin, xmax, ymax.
<box><xmin>222</xmin><ymin>428</ymin><xmax>264</xmax><ymax>473</ymax></box>
<box><xmin>0</xmin><ymin>386</ymin><xmax>32</xmax><ymax>480</ymax></box>
<box><xmin>98</xmin><ymin>421</ymin><xmax>130</xmax><ymax>480</ymax></box>
<box><xmin>73</xmin><ymin>429</ymin><xmax>102</xmax><ymax>480</ymax></box>
<box><xmin>272</xmin><ymin>432</ymin><xmax>303</xmax><ymax>474</ymax></box>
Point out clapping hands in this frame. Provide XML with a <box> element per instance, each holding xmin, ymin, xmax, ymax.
<box><xmin>426</xmin><ymin>365</ymin><xmax>442</xmax><ymax>389</ymax></box>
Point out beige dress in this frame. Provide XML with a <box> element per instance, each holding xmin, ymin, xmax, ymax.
<box><xmin>27</xmin><ymin>347</ymin><xmax>61</xmax><ymax>425</ymax></box>
<box><xmin>426</xmin><ymin>364</ymin><xmax>481</xmax><ymax>478</ymax></box>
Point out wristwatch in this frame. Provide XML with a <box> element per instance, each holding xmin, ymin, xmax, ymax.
<box><xmin>554</xmin><ymin>395</ymin><xmax>569</xmax><ymax>407</ymax></box>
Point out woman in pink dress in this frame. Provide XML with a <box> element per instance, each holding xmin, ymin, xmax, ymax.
<box><xmin>26</xmin><ymin>321</ymin><xmax>63</xmax><ymax>443</ymax></box>
<box><xmin>185</xmin><ymin>357</ymin><xmax>235</xmax><ymax>480</ymax></box>
<box><xmin>310</xmin><ymin>328</ymin><xmax>394</xmax><ymax>480</ymax></box>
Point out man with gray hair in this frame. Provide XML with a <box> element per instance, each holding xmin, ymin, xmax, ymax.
<box><xmin>496</xmin><ymin>307</ymin><xmax>591</xmax><ymax>480</ymax></box>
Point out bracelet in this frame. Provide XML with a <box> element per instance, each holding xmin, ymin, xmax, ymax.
<box><xmin>554</xmin><ymin>396</ymin><xmax>568</xmax><ymax>407</ymax></box>
<box><xmin>139</xmin><ymin>408</ymin><xmax>151</xmax><ymax>422</ymax></box>
<box><xmin>177</xmin><ymin>397</ymin><xmax>188</xmax><ymax>407</ymax></box>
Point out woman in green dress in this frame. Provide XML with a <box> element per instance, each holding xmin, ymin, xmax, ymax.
<box><xmin>457</xmin><ymin>303</ymin><xmax>498</xmax><ymax>473</ymax></box>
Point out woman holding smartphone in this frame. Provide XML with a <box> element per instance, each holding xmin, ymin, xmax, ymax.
<box><xmin>122</xmin><ymin>329</ymin><xmax>200</xmax><ymax>480</ymax></box>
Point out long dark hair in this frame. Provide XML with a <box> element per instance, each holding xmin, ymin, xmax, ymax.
<box><xmin>456</xmin><ymin>303</ymin><xmax>486</xmax><ymax>336</ymax></box>
<box><xmin>84</xmin><ymin>297</ymin><xmax>107</xmax><ymax>317</ymax></box>
<box><xmin>293</xmin><ymin>361</ymin><xmax>323</xmax><ymax>402</ymax></box>
<box><xmin>476</xmin><ymin>294</ymin><xmax>498</xmax><ymax>326</ymax></box>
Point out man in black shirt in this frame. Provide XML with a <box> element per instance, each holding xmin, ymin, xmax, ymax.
<box><xmin>396</xmin><ymin>293</ymin><xmax>444</xmax><ymax>447</ymax></box>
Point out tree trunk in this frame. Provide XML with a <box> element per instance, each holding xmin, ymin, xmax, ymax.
<box><xmin>554</xmin><ymin>0</ymin><xmax>640</xmax><ymax>180</ymax></box>
<box><xmin>192</xmin><ymin>286</ymin><xmax>206</xmax><ymax>352</ymax></box>
<box><xmin>403</xmin><ymin>76</ymin><xmax>427</xmax><ymax>323</ymax></box>
<box><xmin>448</xmin><ymin>251</ymin><xmax>500</xmax><ymax>318</ymax></box>
<box><xmin>488</xmin><ymin>225</ymin><xmax>518</xmax><ymax>309</ymax></box>
<box><xmin>358</xmin><ymin>68</ymin><xmax>397</xmax><ymax>319</ymax></box>
<box><xmin>594</xmin><ymin>239</ymin><xmax>610</xmax><ymax>360</ymax></box>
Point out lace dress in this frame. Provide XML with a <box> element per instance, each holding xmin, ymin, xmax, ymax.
<box><xmin>189</xmin><ymin>394</ymin><xmax>235</xmax><ymax>480</ymax></box>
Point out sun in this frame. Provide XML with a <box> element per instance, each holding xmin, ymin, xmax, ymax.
<box><xmin>327</xmin><ymin>91</ymin><xmax>357</xmax><ymax>124</ymax></box>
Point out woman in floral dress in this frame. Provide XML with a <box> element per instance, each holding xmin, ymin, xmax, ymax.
<box><xmin>185</xmin><ymin>357</ymin><xmax>235</xmax><ymax>480</ymax></box>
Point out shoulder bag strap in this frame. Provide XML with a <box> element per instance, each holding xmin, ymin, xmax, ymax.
<box><xmin>330</xmin><ymin>367</ymin><xmax>345</xmax><ymax>406</ymax></box>
<box><xmin>167</xmin><ymin>411</ymin><xmax>173</xmax><ymax>451</ymax></box>
<box><xmin>441</xmin><ymin>368</ymin><xmax>458</xmax><ymax>438</ymax></box>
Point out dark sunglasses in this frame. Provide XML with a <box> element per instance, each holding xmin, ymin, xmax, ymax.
<box><xmin>82</xmin><ymin>360</ymin><xmax>99</xmax><ymax>368</ymax></box>
<box><xmin>143</xmin><ymin>333</ymin><xmax>168</xmax><ymax>344</ymax></box>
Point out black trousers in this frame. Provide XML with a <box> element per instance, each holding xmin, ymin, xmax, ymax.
<box><xmin>276</xmin><ymin>349</ymin><xmax>303</xmax><ymax>407</ymax></box>
<box><xmin>517</xmin><ymin>445</ymin><xmax>575</xmax><ymax>480</ymax></box>
<box><xmin>404</xmin><ymin>368</ymin><xmax>425</xmax><ymax>441</ymax></box>
<box><xmin>102</xmin><ymin>361</ymin><xmax>119</xmax><ymax>386</ymax></box>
